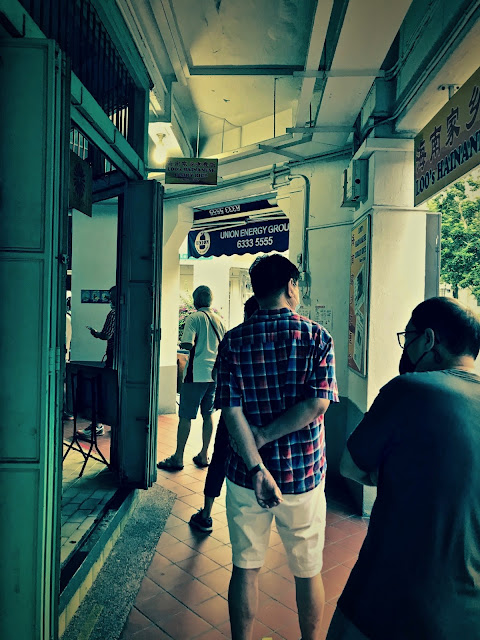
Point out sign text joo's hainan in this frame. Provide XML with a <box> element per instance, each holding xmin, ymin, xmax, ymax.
<box><xmin>414</xmin><ymin>66</ymin><xmax>480</xmax><ymax>206</ymax></box>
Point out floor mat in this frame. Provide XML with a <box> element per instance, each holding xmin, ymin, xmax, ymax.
<box><xmin>62</xmin><ymin>483</ymin><xmax>176</xmax><ymax>640</ymax></box>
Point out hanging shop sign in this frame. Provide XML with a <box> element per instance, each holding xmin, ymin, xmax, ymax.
<box><xmin>69</xmin><ymin>150</ymin><xmax>92</xmax><ymax>216</ymax></box>
<box><xmin>414</xmin><ymin>66</ymin><xmax>480</xmax><ymax>206</ymax></box>
<box><xmin>188</xmin><ymin>219</ymin><xmax>289</xmax><ymax>258</ymax></box>
<box><xmin>348</xmin><ymin>216</ymin><xmax>370</xmax><ymax>376</ymax></box>
<box><xmin>193</xmin><ymin>199</ymin><xmax>277</xmax><ymax>221</ymax></box>
<box><xmin>165</xmin><ymin>157</ymin><xmax>218</xmax><ymax>185</ymax></box>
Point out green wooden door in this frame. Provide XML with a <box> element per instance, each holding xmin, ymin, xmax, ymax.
<box><xmin>117</xmin><ymin>180</ymin><xmax>163</xmax><ymax>487</ymax></box>
<box><xmin>0</xmin><ymin>40</ymin><xmax>68</xmax><ymax>640</ymax></box>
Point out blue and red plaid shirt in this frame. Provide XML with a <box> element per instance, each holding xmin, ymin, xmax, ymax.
<box><xmin>216</xmin><ymin>308</ymin><xmax>339</xmax><ymax>494</ymax></box>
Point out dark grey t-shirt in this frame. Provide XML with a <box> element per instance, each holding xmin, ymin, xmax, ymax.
<box><xmin>339</xmin><ymin>369</ymin><xmax>480</xmax><ymax>640</ymax></box>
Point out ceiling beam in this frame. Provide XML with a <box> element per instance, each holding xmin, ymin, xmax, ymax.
<box><xmin>151</xmin><ymin>0</ymin><xmax>190</xmax><ymax>86</ymax></box>
<box><xmin>287</xmin><ymin>126</ymin><xmax>353</xmax><ymax>133</ymax></box>
<box><xmin>294</xmin><ymin>69</ymin><xmax>385</xmax><ymax>78</ymax></box>
<box><xmin>258</xmin><ymin>144</ymin><xmax>305</xmax><ymax>161</ymax></box>
<box><xmin>188</xmin><ymin>65</ymin><xmax>304</xmax><ymax>76</ymax></box>
<box><xmin>295</xmin><ymin>0</ymin><xmax>335</xmax><ymax>128</ymax></box>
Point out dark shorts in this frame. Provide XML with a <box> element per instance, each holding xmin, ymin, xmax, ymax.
<box><xmin>179</xmin><ymin>382</ymin><xmax>216</xmax><ymax>420</ymax></box>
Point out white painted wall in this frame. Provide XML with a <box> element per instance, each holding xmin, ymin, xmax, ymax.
<box><xmin>70</xmin><ymin>201</ymin><xmax>117</xmax><ymax>362</ymax></box>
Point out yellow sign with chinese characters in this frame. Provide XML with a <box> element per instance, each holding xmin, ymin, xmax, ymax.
<box><xmin>414</xmin><ymin>66</ymin><xmax>480</xmax><ymax>206</ymax></box>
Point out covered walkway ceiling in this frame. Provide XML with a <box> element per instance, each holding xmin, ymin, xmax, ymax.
<box><xmin>115</xmin><ymin>0</ymin><xmax>479</xmax><ymax>183</ymax></box>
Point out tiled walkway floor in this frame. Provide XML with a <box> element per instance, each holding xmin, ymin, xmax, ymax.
<box><xmin>121</xmin><ymin>413</ymin><xmax>368</xmax><ymax>640</ymax></box>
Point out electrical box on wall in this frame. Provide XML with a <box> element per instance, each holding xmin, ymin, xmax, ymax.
<box><xmin>341</xmin><ymin>159</ymin><xmax>368</xmax><ymax>208</ymax></box>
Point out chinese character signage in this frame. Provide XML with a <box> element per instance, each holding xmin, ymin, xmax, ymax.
<box><xmin>414</xmin><ymin>66</ymin><xmax>480</xmax><ymax>206</ymax></box>
<box><xmin>187</xmin><ymin>219</ymin><xmax>289</xmax><ymax>258</ymax></box>
<box><xmin>348</xmin><ymin>217</ymin><xmax>370</xmax><ymax>376</ymax></box>
<box><xmin>165</xmin><ymin>157</ymin><xmax>218</xmax><ymax>185</ymax></box>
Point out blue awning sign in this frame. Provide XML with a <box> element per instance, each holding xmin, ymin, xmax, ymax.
<box><xmin>188</xmin><ymin>219</ymin><xmax>289</xmax><ymax>258</ymax></box>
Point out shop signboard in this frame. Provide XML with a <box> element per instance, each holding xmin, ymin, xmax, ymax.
<box><xmin>348</xmin><ymin>217</ymin><xmax>370</xmax><ymax>376</ymax></box>
<box><xmin>187</xmin><ymin>219</ymin><xmax>289</xmax><ymax>258</ymax></box>
<box><xmin>193</xmin><ymin>199</ymin><xmax>277</xmax><ymax>221</ymax></box>
<box><xmin>69</xmin><ymin>150</ymin><xmax>92</xmax><ymax>216</ymax></box>
<box><xmin>414</xmin><ymin>66</ymin><xmax>480</xmax><ymax>206</ymax></box>
<box><xmin>165</xmin><ymin>157</ymin><xmax>218</xmax><ymax>185</ymax></box>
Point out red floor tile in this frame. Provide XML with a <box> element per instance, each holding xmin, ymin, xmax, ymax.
<box><xmin>176</xmin><ymin>552</ymin><xmax>222</xmax><ymax>577</ymax></box>
<box><xmin>191</xmin><ymin>595</ymin><xmax>230</xmax><ymax>626</ymax></box>
<box><xmin>198</xmin><ymin>566</ymin><xmax>232</xmax><ymax>593</ymax></box>
<box><xmin>195</xmin><ymin>630</ymin><xmax>229</xmax><ymax>640</ymax></box>
<box><xmin>136</xmin><ymin>589</ymin><xmax>187</xmax><ymax>623</ymax></box>
<box><xmin>157</xmin><ymin>608</ymin><xmax>213</xmax><ymax>639</ymax></box>
<box><xmin>157</xmin><ymin>539</ymin><xmax>198</xmax><ymax>563</ymax></box>
<box><xmin>122</xmin><ymin>607</ymin><xmax>152</xmax><ymax>636</ymax></box>
<box><xmin>167</xmin><ymin>578</ymin><xmax>217</xmax><ymax>607</ymax></box>
<box><xmin>148</xmin><ymin>562</ymin><xmax>195</xmax><ymax>590</ymax></box>
<box><xmin>256</xmin><ymin>599</ymin><xmax>298</xmax><ymax>631</ymax></box>
<box><xmin>322</xmin><ymin>564</ymin><xmax>352</xmax><ymax>603</ymax></box>
<box><xmin>135</xmin><ymin>577</ymin><xmax>163</xmax><ymax>604</ymax></box>
<box><xmin>201</xmin><ymin>543</ymin><xmax>232</xmax><ymax>566</ymax></box>
<box><xmin>124</xmin><ymin>625</ymin><xmax>172</xmax><ymax>640</ymax></box>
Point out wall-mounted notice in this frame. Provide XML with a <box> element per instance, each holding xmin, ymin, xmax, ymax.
<box><xmin>313</xmin><ymin>305</ymin><xmax>333</xmax><ymax>332</ymax></box>
<box><xmin>348</xmin><ymin>217</ymin><xmax>370</xmax><ymax>376</ymax></box>
<box><xmin>165</xmin><ymin>157</ymin><xmax>218</xmax><ymax>185</ymax></box>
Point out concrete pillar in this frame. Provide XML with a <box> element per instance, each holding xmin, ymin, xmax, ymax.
<box><xmin>346</xmin><ymin>138</ymin><xmax>429</xmax><ymax>514</ymax></box>
<box><xmin>158</xmin><ymin>203</ymin><xmax>192</xmax><ymax>413</ymax></box>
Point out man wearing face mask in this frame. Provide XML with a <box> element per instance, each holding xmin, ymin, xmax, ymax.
<box><xmin>328</xmin><ymin>297</ymin><xmax>480</xmax><ymax>640</ymax></box>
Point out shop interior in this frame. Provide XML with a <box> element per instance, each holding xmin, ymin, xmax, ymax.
<box><xmin>60</xmin><ymin>130</ymin><xmax>122</xmax><ymax>584</ymax></box>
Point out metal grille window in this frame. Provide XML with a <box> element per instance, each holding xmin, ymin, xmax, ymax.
<box><xmin>70</xmin><ymin>127</ymin><xmax>117</xmax><ymax>178</ymax></box>
<box><xmin>20</xmin><ymin>0</ymin><xmax>135</xmax><ymax>144</ymax></box>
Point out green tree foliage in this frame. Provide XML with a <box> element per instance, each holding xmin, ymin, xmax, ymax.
<box><xmin>429</xmin><ymin>175</ymin><xmax>480</xmax><ymax>300</ymax></box>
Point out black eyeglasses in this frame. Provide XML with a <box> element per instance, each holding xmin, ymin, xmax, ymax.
<box><xmin>397</xmin><ymin>331</ymin><xmax>418</xmax><ymax>349</ymax></box>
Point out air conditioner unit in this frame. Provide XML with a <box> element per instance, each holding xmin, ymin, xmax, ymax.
<box><xmin>341</xmin><ymin>159</ymin><xmax>368</xmax><ymax>207</ymax></box>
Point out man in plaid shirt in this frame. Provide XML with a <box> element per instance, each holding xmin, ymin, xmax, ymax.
<box><xmin>216</xmin><ymin>254</ymin><xmax>339</xmax><ymax>640</ymax></box>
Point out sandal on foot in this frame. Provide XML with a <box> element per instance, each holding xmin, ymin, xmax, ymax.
<box><xmin>157</xmin><ymin>456</ymin><xmax>184</xmax><ymax>471</ymax></box>
<box><xmin>192</xmin><ymin>454</ymin><xmax>210</xmax><ymax>468</ymax></box>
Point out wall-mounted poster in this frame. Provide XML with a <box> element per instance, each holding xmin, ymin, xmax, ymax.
<box><xmin>348</xmin><ymin>217</ymin><xmax>370</xmax><ymax>375</ymax></box>
<box><xmin>81</xmin><ymin>289</ymin><xmax>111</xmax><ymax>303</ymax></box>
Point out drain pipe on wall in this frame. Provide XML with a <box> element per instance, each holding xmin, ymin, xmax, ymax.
<box><xmin>289</xmin><ymin>174</ymin><xmax>311</xmax><ymax>304</ymax></box>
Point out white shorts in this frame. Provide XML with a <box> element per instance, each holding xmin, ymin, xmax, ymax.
<box><xmin>226</xmin><ymin>477</ymin><xmax>326</xmax><ymax>578</ymax></box>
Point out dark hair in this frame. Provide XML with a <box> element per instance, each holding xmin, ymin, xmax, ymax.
<box><xmin>411</xmin><ymin>297</ymin><xmax>480</xmax><ymax>358</ymax></box>
<box><xmin>193</xmin><ymin>285</ymin><xmax>212</xmax><ymax>309</ymax></box>
<box><xmin>249</xmin><ymin>254</ymin><xmax>299</xmax><ymax>299</ymax></box>
<box><xmin>244</xmin><ymin>296</ymin><xmax>259</xmax><ymax>320</ymax></box>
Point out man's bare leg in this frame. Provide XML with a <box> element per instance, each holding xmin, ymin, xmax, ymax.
<box><xmin>295</xmin><ymin>573</ymin><xmax>325</xmax><ymax>640</ymax></box>
<box><xmin>172</xmin><ymin>417</ymin><xmax>192</xmax><ymax>464</ymax></box>
<box><xmin>197</xmin><ymin>413</ymin><xmax>213</xmax><ymax>464</ymax></box>
<box><xmin>228</xmin><ymin>565</ymin><xmax>261</xmax><ymax>640</ymax></box>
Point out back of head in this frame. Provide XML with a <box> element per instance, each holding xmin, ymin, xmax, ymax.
<box><xmin>249</xmin><ymin>254</ymin><xmax>299</xmax><ymax>300</ymax></box>
<box><xmin>193</xmin><ymin>285</ymin><xmax>213</xmax><ymax>309</ymax></box>
<box><xmin>244</xmin><ymin>296</ymin><xmax>259</xmax><ymax>320</ymax></box>
<box><xmin>411</xmin><ymin>297</ymin><xmax>480</xmax><ymax>359</ymax></box>
<box><xmin>109</xmin><ymin>285</ymin><xmax>117</xmax><ymax>306</ymax></box>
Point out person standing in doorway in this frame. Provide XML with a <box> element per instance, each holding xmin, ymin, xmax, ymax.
<box><xmin>80</xmin><ymin>285</ymin><xmax>117</xmax><ymax>438</ymax></box>
<box><xmin>216</xmin><ymin>254</ymin><xmax>339</xmax><ymax>640</ymax></box>
<box><xmin>158</xmin><ymin>285</ymin><xmax>226</xmax><ymax>471</ymax></box>
<box><xmin>189</xmin><ymin>295</ymin><xmax>260</xmax><ymax>534</ymax></box>
<box><xmin>87</xmin><ymin>285</ymin><xmax>117</xmax><ymax>369</ymax></box>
